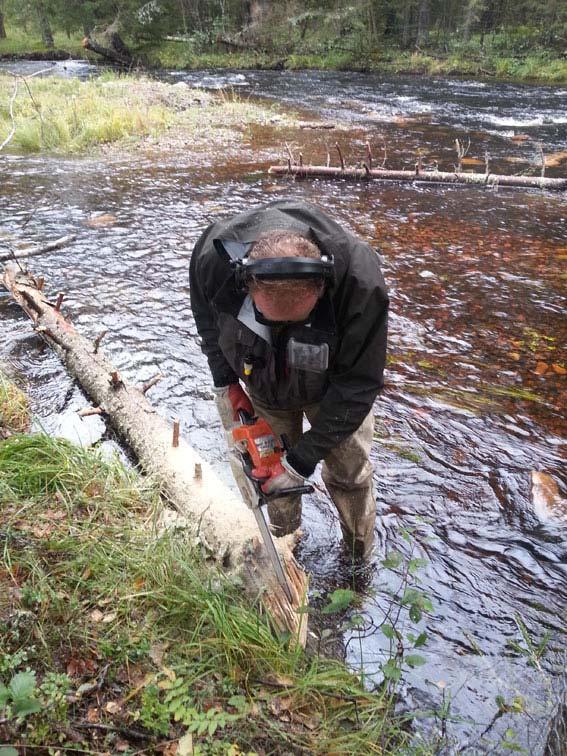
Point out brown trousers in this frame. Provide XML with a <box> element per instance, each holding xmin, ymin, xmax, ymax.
<box><xmin>216</xmin><ymin>390</ymin><xmax>377</xmax><ymax>558</ymax></box>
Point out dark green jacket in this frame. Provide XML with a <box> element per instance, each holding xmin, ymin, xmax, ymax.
<box><xmin>189</xmin><ymin>199</ymin><xmax>388</xmax><ymax>477</ymax></box>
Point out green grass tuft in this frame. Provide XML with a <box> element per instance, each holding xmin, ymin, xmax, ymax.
<box><xmin>0</xmin><ymin>372</ymin><xmax>30</xmax><ymax>435</ymax></box>
<box><xmin>0</xmin><ymin>431</ymin><xmax>414</xmax><ymax>752</ymax></box>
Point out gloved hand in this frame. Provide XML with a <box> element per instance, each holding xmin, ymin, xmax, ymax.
<box><xmin>253</xmin><ymin>455</ymin><xmax>306</xmax><ymax>495</ymax></box>
<box><xmin>227</xmin><ymin>383</ymin><xmax>254</xmax><ymax>421</ymax></box>
<box><xmin>213</xmin><ymin>383</ymin><xmax>254</xmax><ymax>430</ymax></box>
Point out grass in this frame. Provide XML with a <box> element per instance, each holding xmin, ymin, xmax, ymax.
<box><xmin>0</xmin><ymin>25</ymin><xmax>84</xmax><ymax>58</ymax></box>
<box><xmin>0</xmin><ymin>371</ymin><xmax>29</xmax><ymax>434</ymax></box>
<box><xmin>0</xmin><ymin>431</ymin><xmax>417</xmax><ymax>753</ymax></box>
<box><xmin>0</xmin><ymin>72</ymin><xmax>294</xmax><ymax>155</ymax></box>
<box><xmin>0</xmin><ymin>73</ymin><xmax>175</xmax><ymax>153</ymax></box>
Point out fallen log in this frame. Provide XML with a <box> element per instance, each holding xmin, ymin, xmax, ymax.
<box><xmin>268</xmin><ymin>163</ymin><xmax>567</xmax><ymax>191</ymax></box>
<box><xmin>1</xmin><ymin>264</ymin><xmax>308</xmax><ymax>644</ymax></box>
<box><xmin>0</xmin><ymin>234</ymin><xmax>77</xmax><ymax>263</ymax></box>
<box><xmin>82</xmin><ymin>35</ymin><xmax>133</xmax><ymax>67</ymax></box>
<box><xmin>298</xmin><ymin>122</ymin><xmax>336</xmax><ymax>130</ymax></box>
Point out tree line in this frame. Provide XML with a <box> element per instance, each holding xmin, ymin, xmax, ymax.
<box><xmin>1</xmin><ymin>1</ymin><xmax>565</xmax><ymax>54</ymax></box>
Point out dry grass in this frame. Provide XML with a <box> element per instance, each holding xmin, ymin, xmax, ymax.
<box><xmin>0</xmin><ymin>72</ymin><xmax>295</xmax><ymax>156</ymax></box>
<box><xmin>0</xmin><ymin>371</ymin><xmax>30</xmax><ymax>434</ymax></box>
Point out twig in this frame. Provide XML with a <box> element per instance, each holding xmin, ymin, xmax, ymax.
<box><xmin>285</xmin><ymin>142</ymin><xmax>295</xmax><ymax>165</ymax></box>
<box><xmin>336</xmin><ymin>142</ymin><xmax>345</xmax><ymax>170</ymax></box>
<box><xmin>77</xmin><ymin>406</ymin><xmax>104</xmax><ymax>417</ymax></box>
<box><xmin>140</xmin><ymin>373</ymin><xmax>164</xmax><ymax>394</ymax></box>
<box><xmin>74</xmin><ymin>721</ymin><xmax>152</xmax><ymax>742</ymax></box>
<box><xmin>93</xmin><ymin>329</ymin><xmax>108</xmax><ymax>354</ymax></box>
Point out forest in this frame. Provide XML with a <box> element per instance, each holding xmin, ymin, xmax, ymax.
<box><xmin>0</xmin><ymin>1</ymin><xmax>566</xmax><ymax>80</ymax></box>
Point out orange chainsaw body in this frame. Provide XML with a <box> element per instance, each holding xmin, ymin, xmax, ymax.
<box><xmin>232</xmin><ymin>416</ymin><xmax>283</xmax><ymax>478</ymax></box>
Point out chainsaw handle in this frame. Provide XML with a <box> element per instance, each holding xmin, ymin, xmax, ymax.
<box><xmin>238</xmin><ymin>409</ymin><xmax>255</xmax><ymax>425</ymax></box>
<box><xmin>264</xmin><ymin>484</ymin><xmax>314</xmax><ymax>500</ymax></box>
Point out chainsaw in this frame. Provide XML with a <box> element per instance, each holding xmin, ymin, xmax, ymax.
<box><xmin>232</xmin><ymin>410</ymin><xmax>313</xmax><ymax>602</ymax></box>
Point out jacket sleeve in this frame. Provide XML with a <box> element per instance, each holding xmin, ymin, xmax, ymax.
<box><xmin>286</xmin><ymin>241</ymin><xmax>388</xmax><ymax>477</ymax></box>
<box><xmin>189</xmin><ymin>228</ymin><xmax>239</xmax><ymax>388</ymax></box>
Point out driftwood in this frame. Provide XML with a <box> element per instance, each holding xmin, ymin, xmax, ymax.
<box><xmin>81</xmin><ymin>34</ymin><xmax>133</xmax><ymax>67</ymax></box>
<box><xmin>1</xmin><ymin>264</ymin><xmax>308</xmax><ymax>644</ymax></box>
<box><xmin>269</xmin><ymin>163</ymin><xmax>567</xmax><ymax>191</ymax></box>
<box><xmin>0</xmin><ymin>234</ymin><xmax>77</xmax><ymax>263</ymax></box>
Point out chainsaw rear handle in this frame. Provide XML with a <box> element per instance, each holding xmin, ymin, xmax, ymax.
<box><xmin>240</xmin><ymin>458</ymin><xmax>313</xmax><ymax>499</ymax></box>
<box><xmin>264</xmin><ymin>484</ymin><xmax>314</xmax><ymax>500</ymax></box>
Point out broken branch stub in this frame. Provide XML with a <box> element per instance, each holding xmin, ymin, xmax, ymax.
<box><xmin>1</xmin><ymin>264</ymin><xmax>308</xmax><ymax>645</ymax></box>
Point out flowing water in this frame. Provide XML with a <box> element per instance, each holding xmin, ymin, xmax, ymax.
<box><xmin>0</xmin><ymin>61</ymin><xmax>566</xmax><ymax>753</ymax></box>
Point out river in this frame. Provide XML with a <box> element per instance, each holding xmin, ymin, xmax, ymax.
<box><xmin>0</xmin><ymin>60</ymin><xmax>565</xmax><ymax>754</ymax></box>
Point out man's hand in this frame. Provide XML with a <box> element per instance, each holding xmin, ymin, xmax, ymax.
<box><xmin>253</xmin><ymin>455</ymin><xmax>305</xmax><ymax>495</ymax></box>
<box><xmin>227</xmin><ymin>383</ymin><xmax>254</xmax><ymax>421</ymax></box>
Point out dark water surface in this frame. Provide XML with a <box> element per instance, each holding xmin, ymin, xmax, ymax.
<box><xmin>1</xmin><ymin>63</ymin><xmax>566</xmax><ymax>753</ymax></box>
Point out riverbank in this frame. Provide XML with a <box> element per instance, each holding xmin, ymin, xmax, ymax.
<box><xmin>0</xmin><ymin>370</ymin><xmax>421</xmax><ymax>753</ymax></box>
<box><xmin>1</xmin><ymin>28</ymin><xmax>566</xmax><ymax>85</ymax></box>
<box><xmin>137</xmin><ymin>42</ymin><xmax>567</xmax><ymax>84</ymax></box>
<box><xmin>0</xmin><ymin>72</ymin><xmax>296</xmax><ymax>155</ymax></box>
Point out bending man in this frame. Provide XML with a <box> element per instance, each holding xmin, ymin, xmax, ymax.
<box><xmin>189</xmin><ymin>199</ymin><xmax>388</xmax><ymax>558</ymax></box>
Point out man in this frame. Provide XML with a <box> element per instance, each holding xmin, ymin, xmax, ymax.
<box><xmin>189</xmin><ymin>199</ymin><xmax>388</xmax><ymax>558</ymax></box>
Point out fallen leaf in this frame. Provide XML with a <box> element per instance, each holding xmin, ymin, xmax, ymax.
<box><xmin>86</xmin><ymin>706</ymin><xmax>99</xmax><ymax>723</ymax></box>
<box><xmin>269</xmin><ymin>696</ymin><xmax>293</xmax><ymax>719</ymax></box>
<box><xmin>67</xmin><ymin>657</ymin><xmax>97</xmax><ymax>678</ymax></box>
<box><xmin>149</xmin><ymin>642</ymin><xmax>168</xmax><ymax>667</ymax></box>
<box><xmin>160</xmin><ymin>745</ymin><xmax>178</xmax><ymax>756</ymax></box>
<box><xmin>534</xmin><ymin>361</ymin><xmax>548</xmax><ymax>375</ymax></box>
<box><xmin>32</xmin><ymin>524</ymin><xmax>54</xmax><ymax>538</ymax></box>
<box><xmin>44</xmin><ymin>508</ymin><xmax>67</xmax><ymax>521</ymax></box>
<box><xmin>508</xmin><ymin>352</ymin><xmax>521</xmax><ymax>361</ymax></box>
<box><xmin>551</xmin><ymin>364</ymin><xmax>566</xmax><ymax>375</ymax></box>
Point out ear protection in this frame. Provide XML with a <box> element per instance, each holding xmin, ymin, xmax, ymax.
<box><xmin>233</xmin><ymin>256</ymin><xmax>334</xmax><ymax>290</ymax></box>
<box><xmin>213</xmin><ymin>239</ymin><xmax>335</xmax><ymax>291</ymax></box>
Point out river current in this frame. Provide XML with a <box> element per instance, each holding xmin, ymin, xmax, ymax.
<box><xmin>0</xmin><ymin>60</ymin><xmax>566</xmax><ymax>754</ymax></box>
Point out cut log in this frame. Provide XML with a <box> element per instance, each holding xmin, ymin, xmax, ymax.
<box><xmin>269</xmin><ymin>163</ymin><xmax>567</xmax><ymax>191</ymax></box>
<box><xmin>0</xmin><ymin>235</ymin><xmax>77</xmax><ymax>263</ymax></box>
<box><xmin>1</xmin><ymin>264</ymin><xmax>308</xmax><ymax>644</ymax></box>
